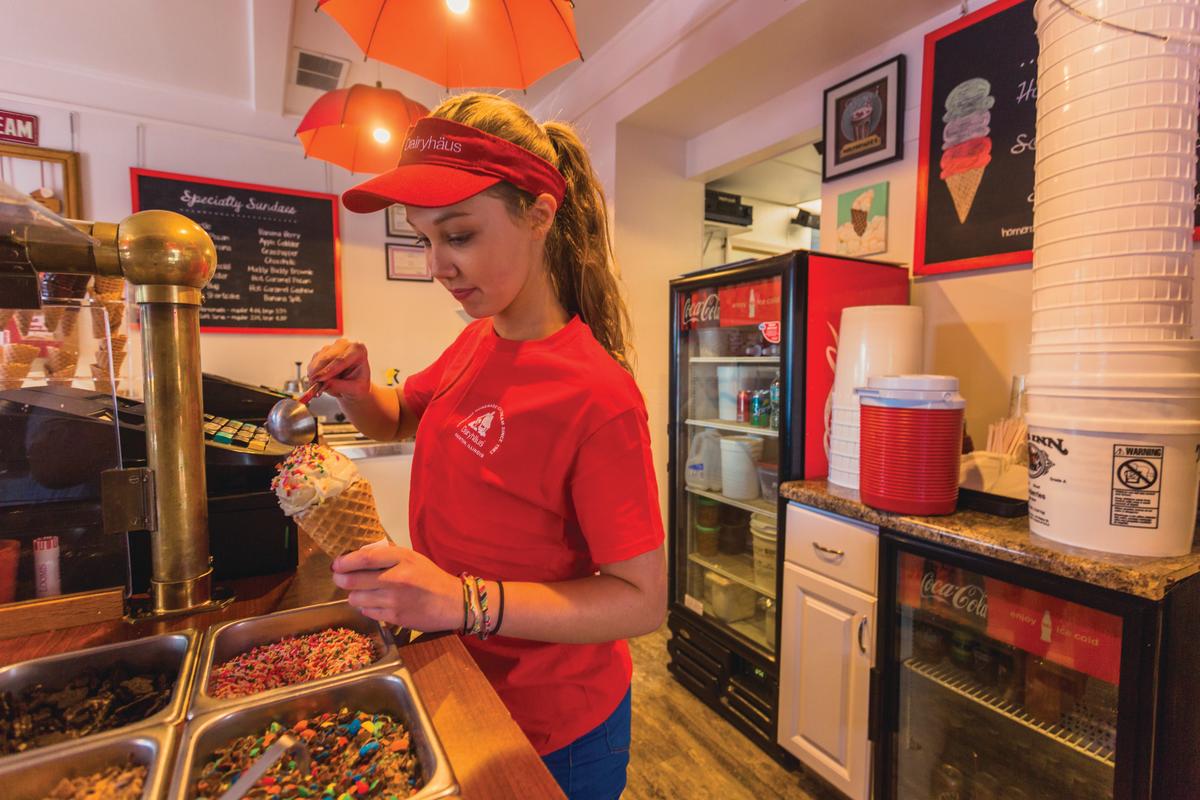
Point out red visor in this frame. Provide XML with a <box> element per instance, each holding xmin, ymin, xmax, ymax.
<box><xmin>342</xmin><ymin>117</ymin><xmax>566</xmax><ymax>212</ymax></box>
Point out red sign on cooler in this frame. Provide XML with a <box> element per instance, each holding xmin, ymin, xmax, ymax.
<box><xmin>758</xmin><ymin>321</ymin><xmax>781</xmax><ymax>344</ymax></box>
<box><xmin>0</xmin><ymin>110</ymin><xmax>39</xmax><ymax>146</ymax></box>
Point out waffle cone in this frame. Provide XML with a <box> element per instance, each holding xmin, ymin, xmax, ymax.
<box><xmin>0</xmin><ymin>309</ymin><xmax>13</xmax><ymax>331</ymax></box>
<box><xmin>46</xmin><ymin>345</ymin><xmax>79</xmax><ymax>375</ymax></box>
<box><xmin>0</xmin><ymin>361</ymin><xmax>31</xmax><ymax>390</ymax></box>
<box><xmin>56</xmin><ymin>306</ymin><xmax>80</xmax><ymax>337</ymax></box>
<box><xmin>296</xmin><ymin>479</ymin><xmax>387</xmax><ymax>557</ymax></box>
<box><xmin>92</xmin><ymin>378</ymin><xmax>118</xmax><ymax>394</ymax></box>
<box><xmin>945</xmin><ymin>167</ymin><xmax>985</xmax><ymax>224</ymax></box>
<box><xmin>98</xmin><ymin>333</ymin><xmax>128</xmax><ymax>354</ymax></box>
<box><xmin>92</xmin><ymin>276</ymin><xmax>126</xmax><ymax>297</ymax></box>
<box><xmin>90</xmin><ymin>302</ymin><xmax>125</xmax><ymax>336</ymax></box>
<box><xmin>40</xmin><ymin>307</ymin><xmax>64</xmax><ymax>333</ymax></box>
<box><xmin>15</xmin><ymin>310</ymin><xmax>34</xmax><ymax>336</ymax></box>
<box><xmin>95</xmin><ymin>348</ymin><xmax>127</xmax><ymax>373</ymax></box>
<box><xmin>851</xmin><ymin>208</ymin><xmax>867</xmax><ymax>236</ymax></box>
<box><xmin>2</xmin><ymin>343</ymin><xmax>39</xmax><ymax>364</ymax></box>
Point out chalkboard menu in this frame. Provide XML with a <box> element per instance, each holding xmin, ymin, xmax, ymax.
<box><xmin>914</xmin><ymin>0</ymin><xmax>1037</xmax><ymax>275</ymax></box>
<box><xmin>131</xmin><ymin>169</ymin><xmax>341</xmax><ymax>333</ymax></box>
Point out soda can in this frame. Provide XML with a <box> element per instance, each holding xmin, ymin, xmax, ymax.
<box><xmin>737</xmin><ymin>390</ymin><xmax>752</xmax><ymax>423</ymax></box>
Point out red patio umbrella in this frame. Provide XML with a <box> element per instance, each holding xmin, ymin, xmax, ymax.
<box><xmin>317</xmin><ymin>0</ymin><xmax>581</xmax><ymax>90</ymax></box>
<box><xmin>295</xmin><ymin>83</ymin><xmax>429</xmax><ymax>174</ymax></box>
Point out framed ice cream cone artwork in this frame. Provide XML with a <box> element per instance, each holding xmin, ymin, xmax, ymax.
<box><xmin>914</xmin><ymin>0</ymin><xmax>1037</xmax><ymax>275</ymax></box>
<box><xmin>822</xmin><ymin>55</ymin><xmax>905</xmax><ymax>182</ymax></box>
<box><xmin>835</xmin><ymin>182</ymin><xmax>889</xmax><ymax>257</ymax></box>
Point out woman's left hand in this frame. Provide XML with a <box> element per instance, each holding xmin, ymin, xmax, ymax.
<box><xmin>331</xmin><ymin>544</ymin><xmax>462</xmax><ymax>632</ymax></box>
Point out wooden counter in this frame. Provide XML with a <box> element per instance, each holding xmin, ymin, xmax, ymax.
<box><xmin>0</xmin><ymin>536</ymin><xmax>564</xmax><ymax>800</ymax></box>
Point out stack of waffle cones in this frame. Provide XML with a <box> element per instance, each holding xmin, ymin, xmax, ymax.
<box><xmin>0</xmin><ymin>343</ymin><xmax>39</xmax><ymax>391</ymax></box>
<box><xmin>88</xmin><ymin>276</ymin><xmax>128</xmax><ymax>393</ymax></box>
<box><xmin>297</xmin><ymin>480</ymin><xmax>388</xmax><ymax>558</ymax></box>
<box><xmin>91</xmin><ymin>334</ymin><xmax>127</xmax><ymax>394</ymax></box>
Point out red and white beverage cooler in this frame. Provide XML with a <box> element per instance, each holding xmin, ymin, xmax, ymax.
<box><xmin>877</xmin><ymin>533</ymin><xmax>1200</xmax><ymax>799</ymax></box>
<box><xmin>666</xmin><ymin>251</ymin><xmax>908</xmax><ymax>760</ymax></box>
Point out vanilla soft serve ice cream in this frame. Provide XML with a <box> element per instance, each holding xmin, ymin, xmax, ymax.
<box><xmin>271</xmin><ymin>443</ymin><xmax>361</xmax><ymax>517</ymax></box>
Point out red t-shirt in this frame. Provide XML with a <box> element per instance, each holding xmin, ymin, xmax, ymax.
<box><xmin>403</xmin><ymin>316</ymin><xmax>664</xmax><ymax>754</ymax></box>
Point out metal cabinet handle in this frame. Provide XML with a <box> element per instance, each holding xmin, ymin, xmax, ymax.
<box><xmin>812</xmin><ymin>542</ymin><xmax>845</xmax><ymax>558</ymax></box>
<box><xmin>858</xmin><ymin>617</ymin><xmax>869</xmax><ymax>655</ymax></box>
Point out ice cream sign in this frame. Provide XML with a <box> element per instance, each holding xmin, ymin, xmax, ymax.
<box><xmin>0</xmin><ymin>109</ymin><xmax>38</xmax><ymax>146</ymax></box>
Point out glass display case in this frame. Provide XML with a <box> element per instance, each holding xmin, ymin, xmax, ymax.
<box><xmin>1</xmin><ymin>294</ymin><xmax>131</xmax><ymax>616</ymax></box>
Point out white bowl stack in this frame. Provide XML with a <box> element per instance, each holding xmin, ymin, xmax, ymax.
<box><xmin>827</xmin><ymin>305</ymin><xmax>924</xmax><ymax>489</ymax></box>
<box><xmin>1028</xmin><ymin>0</ymin><xmax>1200</xmax><ymax>556</ymax></box>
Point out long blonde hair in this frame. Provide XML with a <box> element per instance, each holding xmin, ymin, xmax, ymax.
<box><xmin>429</xmin><ymin>93</ymin><xmax>634</xmax><ymax>372</ymax></box>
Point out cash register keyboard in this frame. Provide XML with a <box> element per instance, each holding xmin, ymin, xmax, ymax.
<box><xmin>203</xmin><ymin>413</ymin><xmax>271</xmax><ymax>451</ymax></box>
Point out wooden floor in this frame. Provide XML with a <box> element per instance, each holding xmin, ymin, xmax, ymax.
<box><xmin>625</xmin><ymin>626</ymin><xmax>841</xmax><ymax>800</ymax></box>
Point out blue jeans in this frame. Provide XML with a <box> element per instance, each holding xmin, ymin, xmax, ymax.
<box><xmin>541</xmin><ymin>688</ymin><xmax>632</xmax><ymax>800</ymax></box>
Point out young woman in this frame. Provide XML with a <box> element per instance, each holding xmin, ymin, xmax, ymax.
<box><xmin>307</xmin><ymin>93</ymin><xmax>666</xmax><ymax>800</ymax></box>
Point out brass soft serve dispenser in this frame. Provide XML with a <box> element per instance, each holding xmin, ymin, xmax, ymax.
<box><xmin>2</xmin><ymin>189</ymin><xmax>221</xmax><ymax>616</ymax></box>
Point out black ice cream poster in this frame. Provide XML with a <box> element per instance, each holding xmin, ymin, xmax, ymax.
<box><xmin>914</xmin><ymin>0</ymin><xmax>1038</xmax><ymax>275</ymax></box>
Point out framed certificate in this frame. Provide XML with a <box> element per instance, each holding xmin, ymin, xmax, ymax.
<box><xmin>386</xmin><ymin>242</ymin><xmax>432</xmax><ymax>282</ymax></box>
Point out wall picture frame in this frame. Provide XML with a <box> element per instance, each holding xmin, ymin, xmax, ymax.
<box><xmin>822</xmin><ymin>55</ymin><xmax>905</xmax><ymax>182</ymax></box>
<box><xmin>0</xmin><ymin>142</ymin><xmax>81</xmax><ymax>218</ymax></box>
<box><xmin>386</xmin><ymin>241</ymin><xmax>432</xmax><ymax>282</ymax></box>
<box><xmin>386</xmin><ymin>204</ymin><xmax>418</xmax><ymax>239</ymax></box>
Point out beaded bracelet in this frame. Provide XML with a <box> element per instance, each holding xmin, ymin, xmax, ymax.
<box><xmin>475</xmin><ymin>576</ymin><xmax>492</xmax><ymax>640</ymax></box>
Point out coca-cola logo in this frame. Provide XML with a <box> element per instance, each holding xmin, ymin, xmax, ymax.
<box><xmin>920</xmin><ymin>571</ymin><xmax>988</xmax><ymax>621</ymax></box>
<box><xmin>683</xmin><ymin>293</ymin><xmax>720</xmax><ymax>327</ymax></box>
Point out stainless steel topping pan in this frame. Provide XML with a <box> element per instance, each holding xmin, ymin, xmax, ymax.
<box><xmin>0</xmin><ymin>724</ymin><xmax>177</xmax><ymax>800</ymax></box>
<box><xmin>0</xmin><ymin>630</ymin><xmax>199</xmax><ymax>763</ymax></box>
<box><xmin>171</xmin><ymin>669</ymin><xmax>457</xmax><ymax>799</ymax></box>
<box><xmin>191</xmin><ymin>599</ymin><xmax>401</xmax><ymax>717</ymax></box>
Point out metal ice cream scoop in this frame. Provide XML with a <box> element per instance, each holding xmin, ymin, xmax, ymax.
<box><xmin>265</xmin><ymin>381</ymin><xmax>324</xmax><ymax>446</ymax></box>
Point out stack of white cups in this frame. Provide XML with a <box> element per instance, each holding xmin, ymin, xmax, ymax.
<box><xmin>827</xmin><ymin>305</ymin><xmax>924</xmax><ymax>489</ymax></box>
<box><xmin>1028</xmin><ymin>0</ymin><xmax>1200</xmax><ymax>556</ymax></box>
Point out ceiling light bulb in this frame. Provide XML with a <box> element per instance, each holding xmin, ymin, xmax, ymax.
<box><xmin>447</xmin><ymin>0</ymin><xmax>469</xmax><ymax>14</ymax></box>
<box><xmin>373</xmin><ymin>127</ymin><xmax>391</xmax><ymax>144</ymax></box>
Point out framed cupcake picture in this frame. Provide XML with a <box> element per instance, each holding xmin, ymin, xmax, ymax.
<box><xmin>822</xmin><ymin>55</ymin><xmax>905</xmax><ymax>181</ymax></box>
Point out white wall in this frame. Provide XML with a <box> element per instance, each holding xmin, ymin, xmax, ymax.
<box><xmin>614</xmin><ymin>123</ymin><xmax>705</xmax><ymax>514</ymax></box>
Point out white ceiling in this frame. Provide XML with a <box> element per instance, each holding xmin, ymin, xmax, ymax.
<box><xmin>625</xmin><ymin>0</ymin><xmax>953</xmax><ymax>139</ymax></box>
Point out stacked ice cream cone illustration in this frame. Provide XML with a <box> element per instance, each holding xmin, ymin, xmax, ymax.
<box><xmin>940</xmin><ymin>77</ymin><xmax>995</xmax><ymax>224</ymax></box>
<box><xmin>272</xmin><ymin>443</ymin><xmax>388</xmax><ymax>557</ymax></box>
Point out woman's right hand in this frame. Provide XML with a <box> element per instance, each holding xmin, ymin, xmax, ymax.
<box><xmin>307</xmin><ymin>338</ymin><xmax>371</xmax><ymax>400</ymax></box>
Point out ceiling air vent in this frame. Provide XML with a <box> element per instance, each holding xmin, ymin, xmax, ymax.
<box><xmin>293</xmin><ymin>49</ymin><xmax>350</xmax><ymax>92</ymax></box>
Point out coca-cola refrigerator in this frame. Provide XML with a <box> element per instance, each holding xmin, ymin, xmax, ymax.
<box><xmin>666</xmin><ymin>251</ymin><xmax>907</xmax><ymax>759</ymax></box>
<box><xmin>876</xmin><ymin>533</ymin><xmax>1200</xmax><ymax>799</ymax></box>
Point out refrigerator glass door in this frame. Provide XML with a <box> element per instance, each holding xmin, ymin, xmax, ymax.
<box><xmin>674</xmin><ymin>274</ymin><xmax>782</xmax><ymax>654</ymax></box>
<box><xmin>893</xmin><ymin>552</ymin><xmax>1119</xmax><ymax>799</ymax></box>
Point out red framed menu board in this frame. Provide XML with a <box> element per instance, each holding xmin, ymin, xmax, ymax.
<box><xmin>131</xmin><ymin>169</ymin><xmax>342</xmax><ymax>334</ymax></box>
<box><xmin>914</xmin><ymin>0</ymin><xmax>1037</xmax><ymax>276</ymax></box>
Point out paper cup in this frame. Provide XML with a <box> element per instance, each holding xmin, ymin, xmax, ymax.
<box><xmin>1033</xmin><ymin>204</ymin><xmax>1195</xmax><ymax>247</ymax></box>
<box><xmin>1034</xmin><ymin>153</ymin><xmax>1196</xmax><ymax>201</ymax></box>
<box><xmin>1027</xmin><ymin>384</ymin><xmax>1200</xmax><ymax>420</ymax></box>
<box><xmin>1034</xmin><ymin>228</ymin><xmax>1194</xmax><ymax>268</ymax></box>
<box><xmin>716</xmin><ymin>366</ymin><xmax>740</xmax><ymax>421</ymax></box>
<box><xmin>1030</xmin><ymin>323</ymin><xmax>1193</xmax><ymax>346</ymax></box>
<box><xmin>720</xmin><ymin>436</ymin><xmax>765</xmax><ymax>500</ymax></box>
<box><xmin>832</xmin><ymin>305</ymin><xmax>924</xmax><ymax>406</ymax></box>
<box><xmin>1034</xmin><ymin>174</ymin><xmax>1194</xmax><ymax>223</ymax></box>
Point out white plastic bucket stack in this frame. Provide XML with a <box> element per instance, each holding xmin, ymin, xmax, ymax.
<box><xmin>827</xmin><ymin>305</ymin><xmax>923</xmax><ymax>489</ymax></box>
<box><xmin>1029</xmin><ymin>0</ymin><xmax>1200</xmax><ymax>556</ymax></box>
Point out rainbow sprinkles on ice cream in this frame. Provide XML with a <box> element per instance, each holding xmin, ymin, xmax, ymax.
<box><xmin>272</xmin><ymin>443</ymin><xmax>387</xmax><ymax>556</ymax></box>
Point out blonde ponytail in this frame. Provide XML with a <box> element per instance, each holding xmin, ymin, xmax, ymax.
<box><xmin>429</xmin><ymin>93</ymin><xmax>634</xmax><ymax>372</ymax></box>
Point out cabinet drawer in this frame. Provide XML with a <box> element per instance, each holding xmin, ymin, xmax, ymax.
<box><xmin>785</xmin><ymin>503</ymin><xmax>878</xmax><ymax>595</ymax></box>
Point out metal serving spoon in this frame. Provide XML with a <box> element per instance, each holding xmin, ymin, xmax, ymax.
<box><xmin>265</xmin><ymin>380</ymin><xmax>324</xmax><ymax>446</ymax></box>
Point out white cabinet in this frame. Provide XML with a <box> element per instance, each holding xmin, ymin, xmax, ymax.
<box><xmin>778</xmin><ymin>562</ymin><xmax>875</xmax><ymax>800</ymax></box>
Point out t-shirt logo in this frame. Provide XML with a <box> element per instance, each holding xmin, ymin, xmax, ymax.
<box><xmin>456</xmin><ymin>403</ymin><xmax>506</xmax><ymax>458</ymax></box>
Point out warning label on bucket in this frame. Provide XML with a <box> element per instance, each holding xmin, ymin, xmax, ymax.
<box><xmin>1111</xmin><ymin>444</ymin><xmax>1164</xmax><ymax>529</ymax></box>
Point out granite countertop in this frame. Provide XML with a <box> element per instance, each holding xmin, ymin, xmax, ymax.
<box><xmin>780</xmin><ymin>479</ymin><xmax>1200</xmax><ymax>601</ymax></box>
